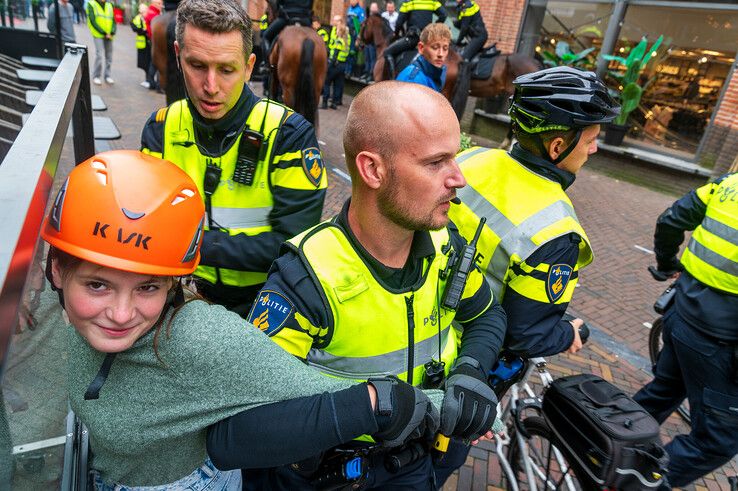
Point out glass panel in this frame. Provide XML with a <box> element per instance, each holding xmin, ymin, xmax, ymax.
<box><xmin>2</xmin><ymin>141</ymin><xmax>77</xmax><ymax>489</ymax></box>
<box><xmin>539</xmin><ymin>2</ymin><xmax>614</xmax><ymax>70</ymax></box>
<box><xmin>615</xmin><ymin>6</ymin><xmax>737</xmax><ymax>159</ymax></box>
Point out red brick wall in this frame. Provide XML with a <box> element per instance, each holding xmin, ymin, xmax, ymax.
<box><xmin>697</xmin><ymin>64</ymin><xmax>738</xmax><ymax>176</ymax></box>
<box><xmin>331</xmin><ymin>0</ymin><xmax>349</xmax><ymax>24</ymax></box>
<box><xmin>475</xmin><ymin>0</ymin><xmax>526</xmax><ymax>53</ymax></box>
<box><xmin>712</xmin><ymin>71</ymin><xmax>738</xmax><ymax>131</ymax></box>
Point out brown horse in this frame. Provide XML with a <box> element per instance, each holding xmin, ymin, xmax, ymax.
<box><xmin>360</xmin><ymin>13</ymin><xmax>394</xmax><ymax>73</ymax></box>
<box><xmin>444</xmin><ymin>48</ymin><xmax>542</xmax><ymax>119</ymax></box>
<box><xmin>266</xmin><ymin>1</ymin><xmax>327</xmax><ymax>125</ymax></box>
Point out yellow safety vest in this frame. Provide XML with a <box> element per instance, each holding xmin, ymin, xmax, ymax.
<box><xmin>680</xmin><ymin>173</ymin><xmax>738</xmax><ymax>295</ymax></box>
<box><xmin>260</xmin><ymin>13</ymin><xmax>268</xmax><ymax>31</ymax></box>
<box><xmin>458</xmin><ymin>0</ymin><xmax>480</xmax><ymax>18</ymax></box>
<box><xmin>449</xmin><ymin>147</ymin><xmax>593</xmax><ymax>303</ymax></box>
<box><xmin>287</xmin><ymin>223</ymin><xmax>462</xmax><ymax>385</ymax></box>
<box><xmin>160</xmin><ymin>99</ymin><xmax>289</xmax><ymax>287</ymax></box>
<box><xmin>317</xmin><ymin>27</ymin><xmax>329</xmax><ymax>44</ymax></box>
<box><xmin>87</xmin><ymin>0</ymin><xmax>114</xmax><ymax>38</ymax></box>
<box><xmin>328</xmin><ymin>28</ymin><xmax>350</xmax><ymax>62</ymax></box>
<box><xmin>399</xmin><ymin>0</ymin><xmax>443</xmax><ymax>12</ymax></box>
<box><xmin>132</xmin><ymin>14</ymin><xmax>146</xmax><ymax>49</ymax></box>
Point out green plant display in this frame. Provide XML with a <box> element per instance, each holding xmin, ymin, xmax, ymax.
<box><xmin>541</xmin><ymin>41</ymin><xmax>596</xmax><ymax>69</ymax></box>
<box><xmin>460</xmin><ymin>132</ymin><xmax>475</xmax><ymax>151</ymax></box>
<box><xmin>603</xmin><ymin>35</ymin><xmax>664</xmax><ymax>126</ymax></box>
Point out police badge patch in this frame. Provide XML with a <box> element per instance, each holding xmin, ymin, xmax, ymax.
<box><xmin>247</xmin><ymin>290</ymin><xmax>294</xmax><ymax>336</ymax></box>
<box><xmin>546</xmin><ymin>264</ymin><xmax>573</xmax><ymax>303</ymax></box>
<box><xmin>302</xmin><ymin>147</ymin><xmax>324</xmax><ymax>187</ymax></box>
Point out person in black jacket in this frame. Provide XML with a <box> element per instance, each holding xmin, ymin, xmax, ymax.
<box><xmin>453</xmin><ymin>0</ymin><xmax>486</xmax><ymax>61</ymax></box>
<box><xmin>634</xmin><ymin>173</ymin><xmax>738</xmax><ymax>489</ymax></box>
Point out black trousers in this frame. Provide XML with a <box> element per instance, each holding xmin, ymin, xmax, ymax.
<box><xmin>461</xmin><ymin>31</ymin><xmax>488</xmax><ymax>61</ymax></box>
<box><xmin>634</xmin><ymin>309</ymin><xmax>738</xmax><ymax>487</ymax></box>
<box><xmin>323</xmin><ymin>61</ymin><xmax>346</xmax><ymax>104</ymax></box>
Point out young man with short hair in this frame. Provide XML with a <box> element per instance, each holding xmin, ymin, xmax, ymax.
<box><xmin>396</xmin><ymin>22</ymin><xmax>450</xmax><ymax>92</ymax></box>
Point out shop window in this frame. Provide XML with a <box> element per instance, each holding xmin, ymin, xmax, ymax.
<box><xmin>539</xmin><ymin>2</ymin><xmax>613</xmax><ymax>70</ymax></box>
<box><xmin>615</xmin><ymin>6</ymin><xmax>737</xmax><ymax>158</ymax></box>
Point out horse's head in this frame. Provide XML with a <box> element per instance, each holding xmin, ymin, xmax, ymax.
<box><xmin>360</xmin><ymin>15</ymin><xmax>375</xmax><ymax>45</ymax></box>
<box><xmin>363</xmin><ymin>14</ymin><xmax>392</xmax><ymax>48</ymax></box>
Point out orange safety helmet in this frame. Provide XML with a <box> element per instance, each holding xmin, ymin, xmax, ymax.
<box><xmin>41</xmin><ymin>150</ymin><xmax>205</xmax><ymax>276</ymax></box>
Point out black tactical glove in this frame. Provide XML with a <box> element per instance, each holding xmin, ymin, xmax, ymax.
<box><xmin>368</xmin><ymin>377</ymin><xmax>440</xmax><ymax>448</ymax></box>
<box><xmin>440</xmin><ymin>356</ymin><xmax>498</xmax><ymax>440</ymax></box>
<box><xmin>649</xmin><ymin>264</ymin><xmax>683</xmax><ymax>282</ymax></box>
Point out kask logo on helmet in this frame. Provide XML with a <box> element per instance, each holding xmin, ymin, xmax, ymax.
<box><xmin>93</xmin><ymin>221</ymin><xmax>152</xmax><ymax>250</ymax></box>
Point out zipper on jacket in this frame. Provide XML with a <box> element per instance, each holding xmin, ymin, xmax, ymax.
<box><xmin>405</xmin><ymin>294</ymin><xmax>415</xmax><ymax>385</ymax></box>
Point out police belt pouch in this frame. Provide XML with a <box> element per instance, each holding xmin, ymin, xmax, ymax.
<box><xmin>542</xmin><ymin>374</ymin><xmax>668</xmax><ymax>489</ymax></box>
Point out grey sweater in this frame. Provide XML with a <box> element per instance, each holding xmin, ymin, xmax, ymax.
<box><xmin>68</xmin><ymin>300</ymin><xmax>357</xmax><ymax>486</ymax></box>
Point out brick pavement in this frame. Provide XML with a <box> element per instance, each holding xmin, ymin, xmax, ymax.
<box><xmin>35</xmin><ymin>19</ymin><xmax>738</xmax><ymax>490</ymax></box>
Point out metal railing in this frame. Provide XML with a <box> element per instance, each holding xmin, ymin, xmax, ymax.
<box><xmin>0</xmin><ymin>43</ymin><xmax>94</xmax><ymax>488</ymax></box>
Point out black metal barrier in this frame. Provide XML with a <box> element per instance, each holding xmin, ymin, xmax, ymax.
<box><xmin>0</xmin><ymin>43</ymin><xmax>94</xmax><ymax>488</ymax></box>
<box><xmin>0</xmin><ymin>25</ymin><xmax>61</xmax><ymax>59</ymax></box>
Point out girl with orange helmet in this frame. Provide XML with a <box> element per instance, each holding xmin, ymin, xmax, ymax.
<box><xmin>42</xmin><ymin>151</ymin><xmax>439</xmax><ymax>489</ymax></box>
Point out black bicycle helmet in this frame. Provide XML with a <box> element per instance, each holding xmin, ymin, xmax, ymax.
<box><xmin>508</xmin><ymin>66</ymin><xmax>620</xmax><ymax>134</ymax></box>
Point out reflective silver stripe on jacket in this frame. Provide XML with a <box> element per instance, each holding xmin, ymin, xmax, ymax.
<box><xmin>307</xmin><ymin>327</ymin><xmax>451</xmax><ymax>379</ymax></box>
<box><xmin>456</xmin><ymin>146</ymin><xmax>488</xmax><ymax>164</ymax></box>
<box><xmin>701</xmin><ymin>216</ymin><xmax>738</xmax><ymax>247</ymax></box>
<box><xmin>687</xmin><ymin>237</ymin><xmax>738</xmax><ymax>276</ymax></box>
<box><xmin>457</xmin><ymin>184</ymin><xmax>580</xmax><ymax>297</ymax></box>
<box><xmin>211</xmin><ymin>206</ymin><xmax>272</xmax><ymax>230</ymax></box>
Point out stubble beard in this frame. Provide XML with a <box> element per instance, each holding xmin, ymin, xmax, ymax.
<box><xmin>377</xmin><ymin>179</ymin><xmax>447</xmax><ymax>232</ymax></box>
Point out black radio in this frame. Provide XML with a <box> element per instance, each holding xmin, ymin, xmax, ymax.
<box><xmin>203</xmin><ymin>159</ymin><xmax>222</xmax><ymax>197</ymax></box>
<box><xmin>233</xmin><ymin>129</ymin><xmax>264</xmax><ymax>186</ymax></box>
<box><xmin>440</xmin><ymin>217</ymin><xmax>486</xmax><ymax>311</ymax></box>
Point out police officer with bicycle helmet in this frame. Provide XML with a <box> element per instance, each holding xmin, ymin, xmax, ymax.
<box><xmin>634</xmin><ymin>170</ymin><xmax>738</xmax><ymax>488</ymax></box>
<box><xmin>450</xmin><ymin>66</ymin><xmax>619</xmax><ymax>359</ymax></box>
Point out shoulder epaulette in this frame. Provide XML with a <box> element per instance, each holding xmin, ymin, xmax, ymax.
<box><xmin>155</xmin><ymin>107</ymin><xmax>168</xmax><ymax>123</ymax></box>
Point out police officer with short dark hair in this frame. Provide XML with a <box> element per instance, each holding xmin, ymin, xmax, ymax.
<box><xmin>634</xmin><ymin>173</ymin><xmax>738</xmax><ymax>489</ymax></box>
<box><xmin>453</xmin><ymin>0</ymin><xmax>486</xmax><ymax>62</ymax></box>
<box><xmin>141</xmin><ymin>0</ymin><xmax>327</xmax><ymax>317</ymax></box>
<box><xmin>382</xmin><ymin>0</ymin><xmax>447</xmax><ymax>77</ymax></box>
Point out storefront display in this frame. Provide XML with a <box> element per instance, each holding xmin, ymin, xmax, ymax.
<box><xmin>538</xmin><ymin>1</ymin><xmax>738</xmax><ymax>159</ymax></box>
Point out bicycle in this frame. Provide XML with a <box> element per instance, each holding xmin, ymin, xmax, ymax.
<box><xmin>646</xmin><ymin>266</ymin><xmax>691</xmax><ymax>425</ymax></box>
<box><xmin>488</xmin><ymin>317</ymin><xmax>592</xmax><ymax>491</ymax></box>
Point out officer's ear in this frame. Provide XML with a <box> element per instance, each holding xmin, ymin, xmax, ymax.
<box><xmin>174</xmin><ymin>40</ymin><xmax>182</xmax><ymax>71</ymax></box>
<box><xmin>547</xmin><ymin>136</ymin><xmax>568</xmax><ymax>161</ymax></box>
<box><xmin>355</xmin><ymin>151</ymin><xmax>385</xmax><ymax>190</ymax></box>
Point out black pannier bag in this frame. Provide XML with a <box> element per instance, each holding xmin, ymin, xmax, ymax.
<box><xmin>542</xmin><ymin>374</ymin><xmax>668</xmax><ymax>489</ymax></box>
